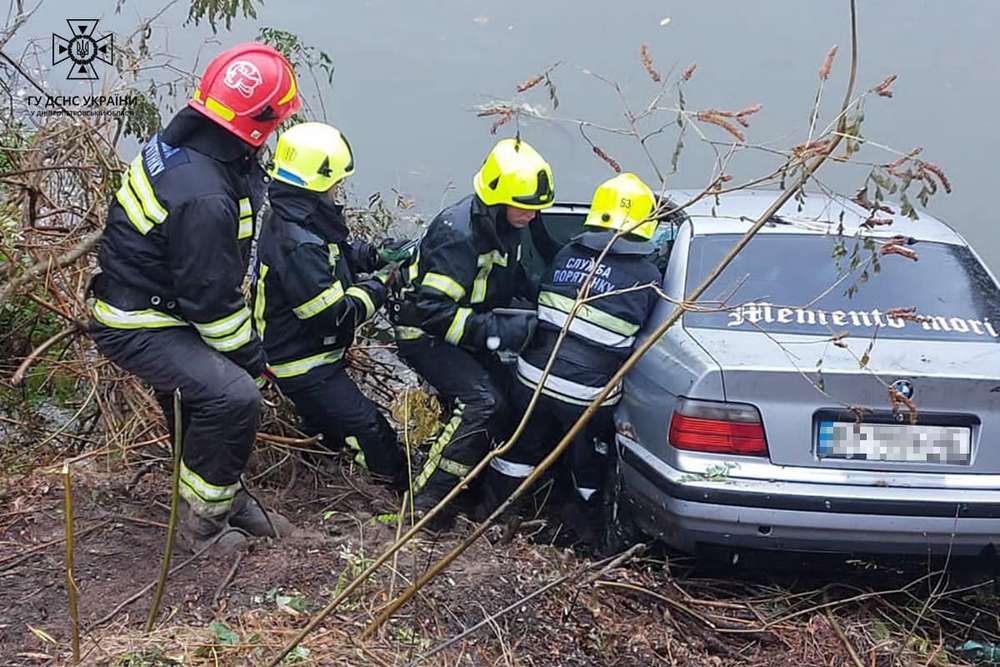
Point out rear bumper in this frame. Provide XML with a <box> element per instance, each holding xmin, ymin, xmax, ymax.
<box><xmin>618</xmin><ymin>435</ymin><xmax>1000</xmax><ymax>556</ymax></box>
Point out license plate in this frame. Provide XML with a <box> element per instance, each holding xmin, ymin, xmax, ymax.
<box><xmin>817</xmin><ymin>421</ymin><xmax>971</xmax><ymax>464</ymax></box>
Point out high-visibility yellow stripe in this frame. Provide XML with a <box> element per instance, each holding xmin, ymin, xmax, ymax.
<box><xmin>269</xmin><ymin>349</ymin><xmax>345</xmax><ymax>378</ymax></box>
<box><xmin>205</xmin><ymin>96</ymin><xmax>235</xmax><ymax>121</ymax></box>
<box><xmin>192</xmin><ymin>307</ymin><xmax>250</xmax><ymax>338</ymax></box>
<box><xmin>293</xmin><ymin>282</ymin><xmax>345</xmax><ymax>319</ymax></box>
<box><xmin>277</xmin><ymin>67</ymin><xmax>297</xmax><ymax>106</ymax></box>
<box><xmin>345</xmin><ymin>435</ymin><xmax>367</xmax><ymax>469</ymax></box>
<box><xmin>422</xmin><ymin>272</ymin><xmax>465</xmax><ymax>301</ymax></box>
<box><xmin>238</xmin><ymin>216</ymin><xmax>253</xmax><ymax>240</ymax></box>
<box><xmin>444</xmin><ymin>307</ymin><xmax>472</xmax><ymax>345</ymax></box>
<box><xmin>345</xmin><ymin>286</ymin><xmax>376</xmax><ymax>320</ymax></box>
<box><xmin>394</xmin><ymin>325</ymin><xmax>425</xmax><ymax>341</ymax></box>
<box><xmin>413</xmin><ymin>405</ymin><xmax>464</xmax><ymax>491</ymax></box>
<box><xmin>471</xmin><ymin>250</ymin><xmax>508</xmax><ymax>303</ymax></box>
<box><xmin>538</xmin><ymin>290</ymin><xmax>640</xmax><ymax>337</ymax></box>
<box><xmin>115</xmin><ymin>183</ymin><xmax>154</xmax><ymax>235</ymax></box>
<box><xmin>178</xmin><ymin>461</ymin><xmax>239</xmax><ymax>517</ymax></box>
<box><xmin>439</xmin><ymin>457</ymin><xmax>471</xmax><ymax>476</ymax></box>
<box><xmin>200</xmin><ymin>317</ymin><xmax>253</xmax><ymax>352</ymax></box>
<box><xmin>238</xmin><ymin>197</ymin><xmax>253</xmax><ymax>218</ymax></box>
<box><xmin>92</xmin><ymin>299</ymin><xmax>186</xmax><ymax>330</ymax></box>
<box><xmin>129</xmin><ymin>156</ymin><xmax>167</xmax><ymax>223</ymax></box>
<box><xmin>253</xmin><ymin>263</ymin><xmax>269</xmax><ymax>341</ymax></box>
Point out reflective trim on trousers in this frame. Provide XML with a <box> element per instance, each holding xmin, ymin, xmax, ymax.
<box><xmin>345</xmin><ymin>435</ymin><xmax>368</xmax><ymax>469</ymax></box>
<box><xmin>413</xmin><ymin>404</ymin><xmax>464</xmax><ymax>491</ymax></box>
<box><xmin>178</xmin><ymin>460</ymin><xmax>240</xmax><ymax>517</ymax></box>
<box><xmin>489</xmin><ymin>456</ymin><xmax>535</xmax><ymax>478</ymax></box>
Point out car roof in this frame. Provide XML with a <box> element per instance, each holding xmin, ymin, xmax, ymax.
<box><xmin>668</xmin><ymin>189</ymin><xmax>967</xmax><ymax>245</ymax></box>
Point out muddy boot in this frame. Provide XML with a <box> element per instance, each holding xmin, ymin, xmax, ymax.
<box><xmin>472</xmin><ymin>468</ymin><xmax>518</xmax><ymax>523</ymax></box>
<box><xmin>412</xmin><ymin>470</ymin><xmax>460</xmax><ymax>531</ymax></box>
<box><xmin>561</xmin><ymin>496</ymin><xmax>602</xmax><ymax>547</ymax></box>
<box><xmin>177</xmin><ymin>500</ymin><xmax>248</xmax><ymax>556</ymax></box>
<box><xmin>228</xmin><ymin>489</ymin><xmax>294</xmax><ymax>539</ymax></box>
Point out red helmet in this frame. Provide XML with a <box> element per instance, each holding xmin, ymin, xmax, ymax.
<box><xmin>188</xmin><ymin>43</ymin><xmax>302</xmax><ymax>147</ymax></box>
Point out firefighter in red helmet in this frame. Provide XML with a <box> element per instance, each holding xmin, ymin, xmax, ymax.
<box><xmin>89</xmin><ymin>44</ymin><xmax>301</xmax><ymax>555</ymax></box>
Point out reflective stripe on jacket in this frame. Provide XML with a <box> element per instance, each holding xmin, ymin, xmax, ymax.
<box><xmin>518</xmin><ymin>231</ymin><xmax>661</xmax><ymax>405</ymax></box>
<box><xmin>93</xmin><ymin>108</ymin><xmax>267</xmax><ymax>376</ymax></box>
<box><xmin>393</xmin><ymin>194</ymin><xmax>532</xmax><ymax>351</ymax></box>
<box><xmin>252</xmin><ymin>183</ymin><xmax>386</xmax><ymax>390</ymax></box>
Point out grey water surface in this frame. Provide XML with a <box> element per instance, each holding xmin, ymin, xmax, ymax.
<box><xmin>10</xmin><ymin>1</ymin><xmax>1000</xmax><ymax>269</ymax></box>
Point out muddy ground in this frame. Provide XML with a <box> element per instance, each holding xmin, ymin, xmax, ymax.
<box><xmin>2</xmin><ymin>441</ymin><xmax>998</xmax><ymax>667</ymax></box>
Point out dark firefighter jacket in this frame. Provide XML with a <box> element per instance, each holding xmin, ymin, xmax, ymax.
<box><xmin>517</xmin><ymin>231</ymin><xmax>662</xmax><ymax>406</ymax></box>
<box><xmin>394</xmin><ymin>194</ymin><xmax>532</xmax><ymax>351</ymax></box>
<box><xmin>92</xmin><ymin>108</ymin><xmax>267</xmax><ymax>377</ymax></box>
<box><xmin>252</xmin><ymin>182</ymin><xmax>387</xmax><ymax>391</ymax></box>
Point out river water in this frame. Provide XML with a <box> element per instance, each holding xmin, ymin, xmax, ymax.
<box><xmin>10</xmin><ymin>1</ymin><xmax>1000</xmax><ymax>269</ymax></box>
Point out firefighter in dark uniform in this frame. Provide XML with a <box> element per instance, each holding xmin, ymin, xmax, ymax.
<box><xmin>252</xmin><ymin>122</ymin><xmax>405</xmax><ymax>484</ymax></box>
<box><xmin>390</xmin><ymin>138</ymin><xmax>555</xmax><ymax>517</ymax></box>
<box><xmin>481</xmin><ymin>173</ymin><xmax>662</xmax><ymax>535</ymax></box>
<box><xmin>89</xmin><ymin>44</ymin><xmax>301</xmax><ymax>554</ymax></box>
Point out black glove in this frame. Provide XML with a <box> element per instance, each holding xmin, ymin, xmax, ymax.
<box><xmin>486</xmin><ymin>310</ymin><xmax>537</xmax><ymax>353</ymax></box>
<box><xmin>388</xmin><ymin>297</ymin><xmax>421</xmax><ymax>326</ymax></box>
<box><xmin>348</xmin><ymin>241</ymin><xmax>381</xmax><ymax>274</ymax></box>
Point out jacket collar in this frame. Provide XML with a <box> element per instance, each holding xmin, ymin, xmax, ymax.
<box><xmin>268</xmin><ymin>181</ymin><xmax>349</xmax><ymax>242</ymax></box>
<box><xmin>576</xmin><ymin>230</ymin><xmax>654</xmax><ymax>255</ymax></box>
<box><xmin>470</xmin><ymin>194</ymin><xmax>530</xmax><ymax>247</ymax></box>
<box><xmin>161</xmin><ymin>107</ymin><xmax>256</xmax><ymax>164</ymax></box>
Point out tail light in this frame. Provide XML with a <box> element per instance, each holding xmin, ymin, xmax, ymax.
<box><xmin>668</xmin><ymin>397</ymin><xmax>768</xmax><ymax>456</ymax></box>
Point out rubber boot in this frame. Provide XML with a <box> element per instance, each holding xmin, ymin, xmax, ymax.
<box><xmin>561</xmin><ymin>495</ymin><xmax>603</xmax><ymax>547</ymax></box>
<box><xmin>228</xmin><ymin>489</ymin><xmax>294</xmax><ymax>538</ymax></box>
<box><xmin>176</xmin><ymin>499</ymin><xmax>248</xmax><ymax>556</ymax></box>
<box><xmin>412</xmin><ymin>470</ymin><xmax>460</xmax><ymax>530</ymax></box>
<box><xmin>472</xmin><ymin>468</ymin><xmax>520</xmax><ymax>522</ymax></box>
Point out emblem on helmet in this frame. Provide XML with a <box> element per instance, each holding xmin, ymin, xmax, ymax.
<box><xmin>223</xmin><ymin>60</ymin><xmax>263</xmax><ymax>98</ymax></box>
<box><xmin>891</xmin><ymin>379</ymin><xmax>915</xmax><ymax>400</ymax></box>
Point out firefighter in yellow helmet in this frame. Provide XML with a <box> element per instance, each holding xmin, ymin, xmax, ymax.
<box><xmin>389</xmin><ymin>138</ymin><xmax>555</xmax><ymax>521</ymax></box>
<box><xmin>252</xmin><ymin>122</ymin><xmax>405</xmax><ymax>486</ymax></box>
<box><xmin>481</xmin><ymin>173</ymin><xmax>663</xmax><ymax>543</ymax></box>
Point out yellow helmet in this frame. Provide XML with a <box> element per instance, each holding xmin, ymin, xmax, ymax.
<box><xmin>583</xmin><ymin>173</ymin><xmax>657</xmax><ymax>240</ymax></box>
<box><xmin>473</xmin><ymin>138</ymin><xmax>554</xmax><ymax>210</ymax></box>
<box><xmin>270</xmin><ymin>122</ymin><xmax>355</xmax><ymax>192</ymax></box>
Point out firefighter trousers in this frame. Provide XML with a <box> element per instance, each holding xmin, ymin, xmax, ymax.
<box><xmin>396</xmin><ymin>337</ymin><xmax>509</xmax><ymax>504</ymax></box>
<box><xmin>484</xmin><ymin>379</ymin><xmax>614</xmax><ymax>508</ymax></box>
<box><xmin>90</xmin><ymin>324</ymin><xmax>261</xmax><ymax>518</ymax></box>
<box><xmin>282</xmin><ymin>366</ymin><xmax>404</xmax><ymax>483</ymax></box>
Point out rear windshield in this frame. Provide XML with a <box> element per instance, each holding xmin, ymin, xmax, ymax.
<box><xmin>684</xmin><ymin>234</ymin><xmax>1000</xmax><ymax>342</ymax></box>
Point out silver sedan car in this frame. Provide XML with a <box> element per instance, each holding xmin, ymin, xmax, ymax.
<box><xmin>533</xmin><ymin>190</ymin><xmax>1000</xmax><ymax>556</ymax></box>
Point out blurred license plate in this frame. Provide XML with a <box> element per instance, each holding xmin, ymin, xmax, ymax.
<box><xmin>818</xmin><ymin>421</ymin><xmax>971</xmax><ymax>464</ymax></box>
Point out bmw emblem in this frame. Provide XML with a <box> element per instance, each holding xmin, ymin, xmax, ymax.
<box><xmin>891</xmin><ymin>379</ymin><xmax>915</xmax><ymax>400</ymax></box>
